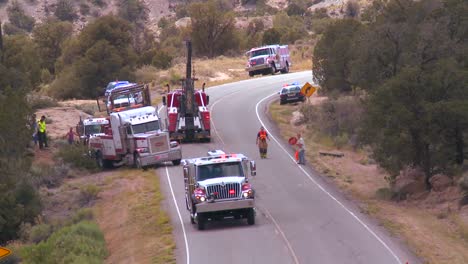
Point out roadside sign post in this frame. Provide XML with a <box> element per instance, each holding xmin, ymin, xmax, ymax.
<box><xmin>0</xmin><ymin>247</ymin><xmax>11</xmax><ymax>259</ymax></box>
<box><xmin>300</xmin><ymin>82</ymin><xmax>318</xmax><ymax>103</ymax></box>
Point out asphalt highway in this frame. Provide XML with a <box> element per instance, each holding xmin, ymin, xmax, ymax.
<box><xmin>156</xmin><ymin>71</ymin><xmax>421</xmax><ymax>264</ymax></box>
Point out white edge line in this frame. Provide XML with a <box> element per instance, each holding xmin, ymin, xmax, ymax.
<box><xmin>255</xmin><ymin>93</ymin><xmax>403</xmax><ymax>264</ymax></box>
<box><xmin>165</xmin><ymin>166</ymin><xmax>190</xmax><ymax>264</ymax></box>
<box><xmin>262</xmin><ymin>206</ymin><xmax>300</xmax><ymax>264</ymax></box>
<box><xmin>158</xmin><ymin>106</ymin><xmax>190</xmax><ymax>264</ymax></box>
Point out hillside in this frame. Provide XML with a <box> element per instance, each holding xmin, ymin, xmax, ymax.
<box><xmin>0</xmin><ymin>0</ymin><xmax>358</xmax><ymax>33</ymax></box>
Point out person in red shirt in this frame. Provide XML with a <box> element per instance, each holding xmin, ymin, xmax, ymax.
<box><xmin>256</xmin><ymin>126</ymin><xmax>270</xmax><ymax>159</ymax></box>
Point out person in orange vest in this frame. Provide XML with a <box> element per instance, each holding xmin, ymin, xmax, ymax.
<box><xmin>256</xmin><ymin>126</ymin><xmax>270</xmax><ymax>159</ymax></box>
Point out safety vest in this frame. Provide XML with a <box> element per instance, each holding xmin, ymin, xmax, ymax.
<box><xmin>259</xmin><ymin>130</ymin><xmax>267</xmax><ymax>140</ymax></box>
<box><xmin>38</xmin><ymin>120</ymin><xmax>46</xmax><ymax>133</ymax></box>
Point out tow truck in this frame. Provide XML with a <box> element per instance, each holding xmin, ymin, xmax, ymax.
<box><xmin>88</xmin><ymin>83</ymin><xmax>182</xmax><ymax>169</ymax></box>
<box><xmin>162</xmin><ymin>41</ymin><xmax>211</xmax><ymax>142</ymax></box>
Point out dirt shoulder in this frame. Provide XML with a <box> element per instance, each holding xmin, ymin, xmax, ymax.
<box><xmin>268</xmin><ymin>97</ymin><xmax>468</xmax><ymax>264</ymax></box>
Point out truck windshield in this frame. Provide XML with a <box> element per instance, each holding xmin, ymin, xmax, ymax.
<box><xmin>249</xmin><ymin>48</ymin><xmax>270</xmax><ymax>57</ymax></box>
<box><xmin>197</xmin><ymin>162</ymin><xmax>244</xmax><ymax>181</ymax></box>
<box><xmin>84</xmin><ymin>125</ymin><xmax>103</xmax><ymax>136</ymax></box>
<box><xmin>132</xmin><ymin>120</ymin><xmax>160</xmax><ymax>134</ymax></box>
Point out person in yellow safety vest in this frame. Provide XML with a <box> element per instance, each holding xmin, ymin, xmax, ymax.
<box><xmin>37</xmin><ymin>115</ymin><xmax>48</xmax><ymax>149</ymax></box>
<box><xmin>256</xmin><ymin>126</ymin><xmax>270</xmax><ymax>159</ymax></box>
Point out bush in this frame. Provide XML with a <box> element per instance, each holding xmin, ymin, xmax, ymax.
<box><xmin>54</xmin><ymin>0</ymin><xmax>77</xmax><ymax>21</ymax></box>
<box><xmin>29</xmin><ymin>162</ymin><xmax>71</xmax><ymax>188</ymax></box>
<box><xmin>27</xmin><ymin>94</ymin><xmax>59</xmax><ymax>110</ymax></box>
<box><xmin>55</xmin><ymin>144</ymin><xmax>98</xmax><ymax>171</ymax></box>
<box><xmin>7</xmin><ymin>0</ymin><xmax>36</xmax><ymax>32</ymax></box>
<box><xmin>70</xmin><ymin>208</ymin><xmax>94</xmax><ymax>224</ymax></box>
<box><xmin>20</xmin><ymin>221</ymin><xmax>107</xmax><ymax>263</ymax></box>
<box><xmin>300</xmin><ymin>96</ymin><xmax>363</xmax><ymax>148</ymax></box>
<box><xmin>375</xmin><ymin>187</ymin><xmax>394</xmax><ymax>200</ymax></box>
<box><xmin>79</xmin><ymin>184</ymin><xmax>100</xmax><ymax>204</ymax></box>
<box><xmin>3</xmin><ymin>22</ymin><xmax>25</xmax><ymax>35</ymax></box>
<box><xmin>29</xmin><ymin>224</ymin><xmax>53</xmax><ymax>243</ymax></box>
<box><xmin>79</xmin><ymin>3</ymin><xmax>90</xmax><ymax>15</ymax></box>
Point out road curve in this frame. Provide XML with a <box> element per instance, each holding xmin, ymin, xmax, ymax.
<box><xmin>156</xmin><ymin>71</ymin><xmax>420</xmax><ymax>264</ymax></box>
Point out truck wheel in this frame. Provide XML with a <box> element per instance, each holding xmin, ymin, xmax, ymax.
<box><xmin>134</xmin><ymin>154</ymin><xmax>146</xmax><ymax>170</ymax></box>
<box><xmin>96</xmin><ymin>152</ymin><xmax>112</xmax><ymax>169</ymax></box>
<box><xmin>172</xmin><ymin>159</ymin><xmax>181</xmax><ymax>166</ymax></box>
<box><xmin>197</xmin><ymin>214</ymin><xmax>205</xmax><ymax>230</ymax></box>
<box><xmin>281</xmin><ymin>64</ymin><xmax>289</xmax><ymax>74</ymax></box>
<box><xmin>247</xmin><ymin>208</ymin><xmax>255</xmax><ymax>225</ymax></box>
<box><xmin>96</xmin><ymin>152</ymin><xmax>104</xmax><ymax>169</ymax></box>
<box><xmin>249</xmin><ymin>72</ymin><xmax>254</xmax><ymax>77</ymax></box>
<box><xmin>271</xmin><ymin>65</ymin><xmax>276</xmax><ymax>75</ymax></box>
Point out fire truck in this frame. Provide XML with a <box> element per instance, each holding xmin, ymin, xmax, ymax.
<box><xmin>162</xmin><ymin>41</ymin><xmax>211</xmax><ymax>142</ymax></box>
<box><xmin>245</xmin><ymin>44</ymin><xmax>291</xmax><ymax>77</ymax></box>
<box><xmin>76</xmin><ymin>117</ymin><xmax>109</xmax><ymax>145</ymax></box>
<box><xmin>183</xmin><ymin>150</ymin><xmax>257</xmax><ymax>230</ymax></box>
<box><xmin>88</xmin><ymin>83</ymin><xmax>182</xmax><ymax>169</ymax></box>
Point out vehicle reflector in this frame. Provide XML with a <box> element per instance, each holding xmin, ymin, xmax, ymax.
<box><xmin>229</xmin><ymin>189</ymin><xmax>235</xmax><ymax>195</ymax></box>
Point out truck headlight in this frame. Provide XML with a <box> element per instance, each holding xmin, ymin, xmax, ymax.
<box><xmin>137</xmin><ymin>147</ymin><xmax>149</xmax><ymax>153</ymax></box>
<box><xmin>243</xmin><ymin>192</ymin><xmax>249</xmax><ymax>198</ymax></box>
<box><xmin>200</xmin><ymin>196</ymin><xmax>206</xmax><ymax>202</ymax></box>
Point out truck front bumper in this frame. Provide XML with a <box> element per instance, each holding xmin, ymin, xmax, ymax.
<box><xmin>170</xmin><ymin>130</ymin><xmax>211</xmax><ymax>141</ymax></box>
<box><xmin>196</xmin><ymin>199</ymin><xmax>255</xmax><ymax>213</ymax></box>
<box><xmin>139</xmin><ymin>147</ymin><xmax>182</xmax><ymax>166</ymax></box>
<box><xmin>246</xmin><ymin>64</ymin><xmax>270</xmax><ymax>72</ymax></box>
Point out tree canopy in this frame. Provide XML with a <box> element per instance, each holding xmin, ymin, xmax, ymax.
<box><xmin>312</xmin><ymin>0</ymin><xmax>468</xmax><ymax>188</ymax></box>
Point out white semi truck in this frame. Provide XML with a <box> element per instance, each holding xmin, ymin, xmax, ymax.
<box><xmin>89</xmin><ymin>84</ymin><xmax>182</xmax><ymax>169</ymax></box>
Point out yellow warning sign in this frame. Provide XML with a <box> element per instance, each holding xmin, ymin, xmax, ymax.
<box><xmin>0</xmin><ymin>247</ymin><xmax>11</xmax><ymax>259</ymax></box>
<box><xmin>300</xmin><ymin>82</ymin><xmax>318</xmax><ymax>97</ymax></box>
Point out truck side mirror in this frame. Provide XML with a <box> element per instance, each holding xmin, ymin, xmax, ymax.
<box><xmin>162</xmin><ymin>96</ymin><xmax>166</xmax><ymax>106</ymax></box>
<box><xmin>206</xmin><ymin>95</ymin><xmax>210</xmax><ymax>105</ymax></box>
<box><xmin>250</xmin><ymin>160</ymin><xmax>256</xmax><ymax>176</ymax></box>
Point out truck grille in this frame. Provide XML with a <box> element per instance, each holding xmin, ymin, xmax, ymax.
<box><xmin>250</xmin><ymin>57</ymin><xmax>265</xmax><ymax>66</ymax></box>
<box><xmin>149</xmin><ymin>134</ymin><xmax>169</xmax><ymax>153</ymax></box>
<box><xmin>206</xmin><ymin>183</ymin><xmax>241</xmax><ymax>200</ymax></box>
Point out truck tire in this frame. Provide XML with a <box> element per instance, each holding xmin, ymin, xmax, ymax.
<box><xmin>281</xmin><ymin>63</ymin><xmax>289</xmax><ymax>74</ymax></box>
<box><xmin>249</xmin><ymin>71</ymin><xmax>254</xmax><ymax>77</ymax></box>
<box><xmin>96</xmin><ymin>151</ymin><xmax>112</xmax><ymax>169</ymax></box>
<box><xmin>134</xmin><ymin>153</ymin><xmax>146</xmax><ymax>170</ymax></box>
<box><xmin>172</xmin><ymin>159</ymin><xmax>181</xmax><ymax>166</ymax></box>
<box><xmin>247</xmin><ymin>208</ymin><xmax>255</xmax><ymax>225</ymax></box>
<box><xmin>197</xmin><ymin>214</ymin><xmax>205</xmax><ymax>230</ymax></box>
<box><xmin>270</xmin><ymin>65</ymin><xmax>276</xmax><ymax>75</ymax></box>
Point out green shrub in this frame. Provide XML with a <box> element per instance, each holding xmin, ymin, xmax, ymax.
<box><xmin>55</xmin><ymin>144</ymin><xmax>98</xmax><ymax>171</ymax></box>
<box><xmin>74</xmin><ymin>103</ymin><xmax>98</xmax><ymax>116</ymax></box>
<box><xmin>3</xmin><ymin>22</ymin><xmax>25</xmax><ymax>35</ymax></box>
<box><xmin>29</xmin><ymin>224</ymin><xmax>53</xmax><ymax>243</ymax></box>
<box><xmin>375</xmin><ymin>187</ymin><xmax>394</xmax><ymax>201</ymax></box>
<box><xmin>54</xmin><ymin>0</ymin><xmax>77</xmax><ymax>21</ymax></box>
<box><xmin>79</xmin><ymin>184</ymin><xmax>100</xmax><ymax>204</ymax></box>
<box><xmin>70</xmin><ymin>208</ymin><xmax>94</xmax><ymax>224</ymax></box>
<box><xmin>20</xmin><ymin>221</ymin><xmax>107</xmax><ymax>264</ymax></box>
<box><xmin>27</xmin><ymin>94</ymin><xmax>59</xmax><ymax>110</ymax></box>
<box><xmin>79</xmin><ymin>3</ymin><xmax>90</xmax><ymax>15</ymax></box>
<box><xmin>7</xmin><ymin>0</ymin><xmax>36</xmax><ymax>32</ymax></box>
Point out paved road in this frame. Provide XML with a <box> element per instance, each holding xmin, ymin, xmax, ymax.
<box><xmin>156</xmin><ymin>71</ymin><xmax>420</xmax><ymax>264</ymax></box>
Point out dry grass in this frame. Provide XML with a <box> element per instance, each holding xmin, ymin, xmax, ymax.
<box><xmin>269</xmin><ymin>100</ymin><xmax>468</xmax><ymax>264</ymax></box>
<box><xmin>95</xmin><ymin>169</ymin><xmax>175</xmax><ymax>264</ymax></box>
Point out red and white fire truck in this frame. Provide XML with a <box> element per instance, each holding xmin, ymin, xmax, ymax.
<box><xmin>89</xmin><ymin>84</ymin><xmax>182</xmax><ymax>169</ymax></box>
<box><xmin>245</xmin><ymin>44</ymin><xmax>291</xmax><ymax>77</ymax></box>
<box><xmin>163</xmin><ymin>41</ymin><xmax>211</xmax><ymax>142</ymax></box>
